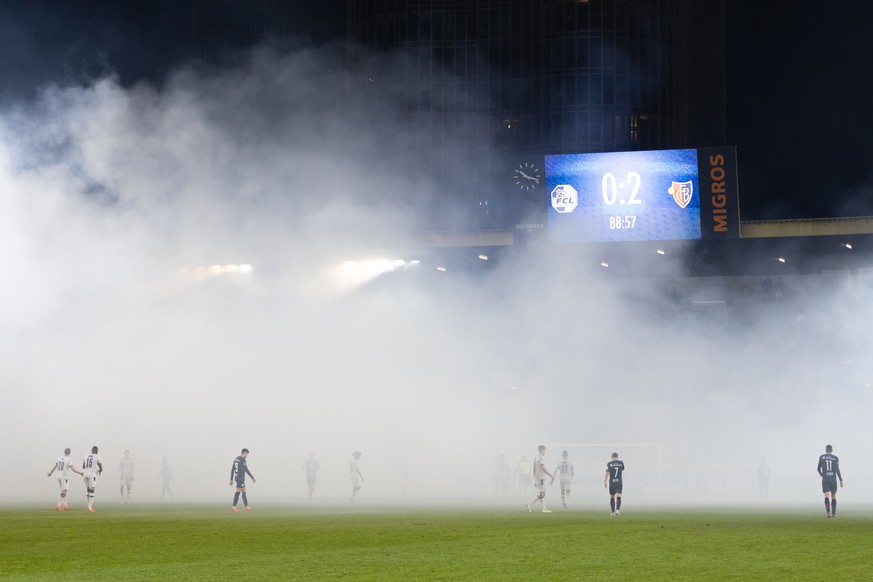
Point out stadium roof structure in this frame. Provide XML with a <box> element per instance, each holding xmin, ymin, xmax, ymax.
<box><xmin>406</xmin><ymin>216</ymin><xmax>873</xmax><ymax>248</ymax></box>
<box><xmin>390</xmin><ymin>217</ymin><xmax>873</xmax><ymax>279</ymax></box>
<box><xmin>740</xmin><ymin>216</ymin><xmax>873</xmax><ymax>238</ymax></box>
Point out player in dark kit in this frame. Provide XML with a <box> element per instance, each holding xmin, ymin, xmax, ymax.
<box><xmin>817</xmin><ymin>444</ymin><xmax>844</xmax><ymax>518</ymax></box>
<box><xmin>604</xmin><ymin>452</ymin><xmax>625</xmax><ymax>516</ymax></box>
<box><xmin>229</xmin><ymin>448</ymin><xmax>256</xmax><ymax>512</ymax></box>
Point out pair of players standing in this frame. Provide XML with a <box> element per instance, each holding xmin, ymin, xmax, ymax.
<box><xmin>526</xmin><ymin>446</ymin><xmax>625</xmax><ymax>515</ymax></box>
<box><xmin>47</xmin><ymin>446</ymin><xmax>103</xmax><ymax>512</ymax></box>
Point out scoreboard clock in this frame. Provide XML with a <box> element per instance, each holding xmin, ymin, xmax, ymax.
<box><xmin>545</xmin><ymin>147</ymin><xmax>739</xmax><ymax>243</ymax></box>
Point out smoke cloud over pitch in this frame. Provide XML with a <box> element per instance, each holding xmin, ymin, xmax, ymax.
<box><xmin>2</xmin><ymin>42</ymin><xmax>870</xmax><ymax>507</ymax></box>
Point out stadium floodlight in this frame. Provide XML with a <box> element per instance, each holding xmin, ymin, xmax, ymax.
<box><xmin>478</xmin><ymin>254</ymin><xmax>488</xmax><ymax>261</ymax></box>
<box><xmin>329</xmin><ymin>259</ymin><xmax>416</xmax><ymax>291</ymax></box>
<box><xmin>777</xmin><ymin>257</ymin><xmax>786</xmax><ymax>263</ymax></box>
<box><xmin>656</xmin><ymin>249</ymin><xmax>666</xmax><ymax>255</ymax></box>
<box><xmin>437</xmin><ymin>266</ymin><xmax>447</xmax><ymax>272</ymax></box>
<box><xmin>600</xmin><ymin>261</ymin><xmax>609</xmax><ymax>268</ymax></box>
<box><xmin>178</xmin><ymin>264</ymin><xmax>255</xmax><ymax>282</ymax></box>
<box><xmin>842</xmin><ymin>242</ymin><xmax>853</xmax><ymax>250</ymax></box>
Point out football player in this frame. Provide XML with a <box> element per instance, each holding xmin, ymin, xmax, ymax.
<box><xmin>526</xmin><ymin>445</ymin><xmax>555</xmax><ymax>513</ymax></box>
<box><xmin>604</xmin><ymin>452</ymin><xmax>625</xmax><ymax>516</ymax></box>
<box><xmin>230</xmin><ymin>448</ymin><xmax>256</xmax><ymax>512</ymax></box>
<box><xmin>47</xmin><ymin>448</ymin><xmax>83</xmax><ymax>510</ymax></box>
<box><xmin>119</xmin><ymin>450</ymin><xmax>135</xmax><ymax>503</ymax></box>
<box><xmin>82</xmin><ymin>446</ymin><xmax>103</xmax><ymax>513</ymax></box>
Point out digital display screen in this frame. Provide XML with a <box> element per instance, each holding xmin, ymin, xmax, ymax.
<box><xmin>545</xmin><ymin>147</ymin><xmax>739</xmax><ymax>243</ymax></box>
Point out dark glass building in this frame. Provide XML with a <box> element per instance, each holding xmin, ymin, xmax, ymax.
<box><xmin>191</xmin><ymin>1</ymin><xmax>727</xmax><ymax>232</ymax></box>
<box><xmin>347</xmin><ymin>0</ymin><xmax>726</xmax><ymax>231</ymax></box>
<box><xmin>348</xmin><ymin>0</ymin><xmax>725</xmax><ymax>152</ymax></box>
<box><xmin>191</xmin><ymin>1</ymin><xmax>343</xmax><ymax>59</ymax></box>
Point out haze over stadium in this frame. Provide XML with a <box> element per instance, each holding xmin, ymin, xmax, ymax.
<box><xmin>1</xmin><ymin>2</ymin><xmax>872</xmax><ymax>508</ymax></box>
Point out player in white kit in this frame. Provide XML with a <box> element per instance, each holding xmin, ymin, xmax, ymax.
<box><xmin>555</xmin><ymin>450</ymin><xmax>575</xmax><ymax>509</ymax></box>
<box><xmin>526</xmin><ymin>445</ymin><xmax>555</xmax><ymax>513</ymax></box>
<box><xmin>82</xmin><ymin>446</ymin><xmax>103</xmax><ymax>513</ymax></box>
<box><xmin>350</xmin><ymin>451</ymin><xmax>364</xmax><ymax>501</ymax></box>
<box><xmin>119</xmin><ymin>450</ymin><xmax>135</xmax><ymax>503</ymax></box>
<box><xmin>47</xmin><ymin>448</ymin><xmax>83</xmax><ymax>510</ymax></box>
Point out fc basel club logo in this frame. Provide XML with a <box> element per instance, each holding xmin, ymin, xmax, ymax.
<box><xmin>667</xmin><ymin>180</ymin><xmax>693</xmax><ymax>208</ymax></box>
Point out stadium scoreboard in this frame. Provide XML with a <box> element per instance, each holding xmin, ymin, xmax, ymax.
<box><xmin>514</xmin><ymin>147</ymin><xmax>739</xmax><ymax>243</ymax></box>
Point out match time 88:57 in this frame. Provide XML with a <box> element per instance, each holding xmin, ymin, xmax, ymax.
<box><xmin>608</xmin><ymin>215</ymin><xmax>636</xmax><ymax>229</ymax></box>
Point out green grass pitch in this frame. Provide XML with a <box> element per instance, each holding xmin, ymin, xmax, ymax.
<box><xmin>1</xmin><ymin>504</ymin><xmax>870</xmax><ymax>580</ymax></box>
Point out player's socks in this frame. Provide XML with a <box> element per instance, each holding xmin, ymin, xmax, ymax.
<box><xmin>233</xmin><ymin>492</ymin><xmax>240</xmax><ymax>507</ymax></box>
<box><xmin>610</xmin><ymin>498</ymin><xmax>615</xmax><ymax>513</ymax></box>
<box><xmin>824</xmin><ymin>498</ymin><xmax>831</xmax><ymax>516</ymax></box>
<box><xmin>526</xmin><ymin>504</ymin><xmax>531</xmax><ymax>513</ymax></box>
<box><xmin>616</xmin><ymin>498</ymin><xmax>622</xmax><ymax>511</ymax></box>
<box><xmin>831</xmin><ymin>499</ymin><xmax>837</xmax><ymax>516</ymax></box>
<box><xmin>242</xmin><ymin>493</ymin><xmax>248</xmax><ymax>507</ymax></box>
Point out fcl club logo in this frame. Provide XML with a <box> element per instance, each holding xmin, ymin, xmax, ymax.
<box><xmin>667</xmin><ymin>180</ymin><xmax>693</xmax><ymax>208</ymax></box>
<box><xmin>550</xmin><ymin>184</ymin><xmax>578</xmax><ymax>213</ymax></box>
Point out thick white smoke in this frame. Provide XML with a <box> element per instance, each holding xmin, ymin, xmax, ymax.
<box><xmin>2</xmin><ymin>43</ymin><xmax>870</xmax><ymax>508</ymax></box>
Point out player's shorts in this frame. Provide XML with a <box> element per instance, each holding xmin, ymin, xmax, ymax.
<box><xmin>535</xmin><ymin>478</ymin><xmax>546</xmax><ymax>492</ymax></box>
<box><xmin>121</xmin><ymin>476</ymin><xmax>133</xmax><ymax>483</ymax></box>
<box><xmin>560</xmin><ymin>482</ymin><xmax>572</xmax><ymax>494</ymax></box>
<box><xmin>351</xmin><ymin>476</ymin><xmax>361</xmax><ymax>487</ymax></box>
<box><xmin>234</xmin><ymin>480</ymin><xmax>247</xmax><ymax>489</ymax></box>
<box><xmin>609</xmin><ymin>481</ymin><xmax>623</xmax><ymax>495</ymax></box>
<box><xmin>84</xmin><ymin>475</ymin><xmax>98</xmax><ymax>489</ymax></box>
<box><xmin>822</xmin><ymin>477</ymin><xmax>838</xmax><ymax>494</ymax></box>
<box><xmin>306</xmin><ymin>474</ymin><xmax>317</xmax><ymax>489</ymax></box>
<box><xmin>57</xmin><ymin>477</ymin><xmax>69</xmax><ymax>491</ymax></box>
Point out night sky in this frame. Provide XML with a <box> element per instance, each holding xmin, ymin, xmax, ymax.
<box><xmin>727</xmin><ymin>1</ymin><xmax>873</xmax><ymax>220</ymax></box>
<box><xmin>1</xmin><ymin>0</ymin><xmax>870</xmax><ymax>221</ymax></box>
